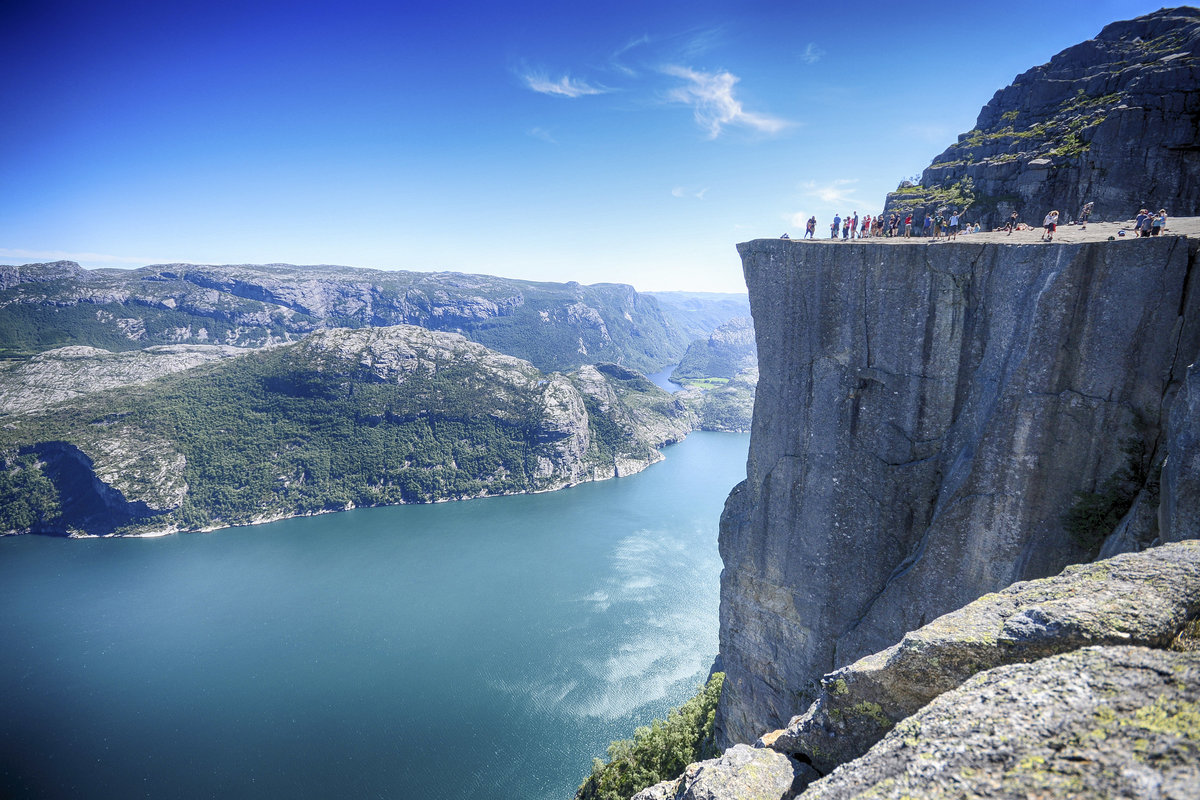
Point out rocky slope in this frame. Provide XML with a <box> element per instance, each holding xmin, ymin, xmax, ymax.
<box><xmin>0</xmin><ymin>325</ymin><xmax>694</xmax><ymax>536</ymax></box>
<box><xmin>0</xmin><ymin>343</ymin><xmax>246</xmax><ymax>415</ymax></box>
<box><xmin>635</xmin><ymin>540</ymin><xmax>1200</xmax><ymax>800</ymax></box>
<box><xmin>883</xmin><ymin>6</ymin><xmax>1200</xmax><ymax>228</ymax></box>
<box><xmin>717</xmin><ymin>230</ymin><xmax>1199</xmax><ymax>746</ymax></box>
<box><xmin>0</xmin><ymin>261</ymin><xmax>690</xmax><ymax>373</ymax></box>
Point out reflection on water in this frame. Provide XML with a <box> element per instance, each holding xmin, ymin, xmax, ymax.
<box><xmin>0</xmin><ymin>432</ymin><xmax>748</xmax><ymax>800</ymax></box>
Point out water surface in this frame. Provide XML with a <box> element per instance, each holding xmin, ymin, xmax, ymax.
<box><xmin>0</xmin><ymin>432</ymin><xmax>748</xmax><ymax>800</ymax></box>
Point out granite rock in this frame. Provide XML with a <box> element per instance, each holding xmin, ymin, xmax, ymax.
<box><xmin>797</xmin><ymin>646</ymin><xmax>1200</xmax><ymax>800</ymax></box>
<box><xmin>763</xmin><ymin>540</ymin><xmax>1200</xmax><ymax>775</ymax></box>
<box><xmin>884</xmin><ymin>7</ymin><xmax>1200</xmax><ymax>229</ymax></box>
<box><xmin>718</xmin><ymin>233</ymin><xmax>1198</xmax><ymax>745</ymax></box>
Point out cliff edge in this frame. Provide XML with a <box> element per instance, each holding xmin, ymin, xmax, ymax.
<box><xmin>717</xmin><ymin>225</ymin><xmax>1199</xmax><ymax>746</ymax></box>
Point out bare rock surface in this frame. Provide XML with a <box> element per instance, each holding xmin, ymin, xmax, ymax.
<box><xmin>883</xmin><ymin>6</ymin><xmax>1200</xmax><ymax>229</ymax></box>
<box><xmin>631</xmin><ymin>744</ymin><xmax>816</xmax><ymax>800</ymax></box>
<box><xmin>764</xmin><ymin>540</ymin><xmax>1200</xmax><ymax>774</ymax></box>
<box><xmin>0</xmin><ymin>344</ymin><xmax>246</xmax><ymax>416</ymax></box>
<box><xmin>798</xmin><ymin>646</ymin><xmax>1200</xmax><ymax>800</ymax></box>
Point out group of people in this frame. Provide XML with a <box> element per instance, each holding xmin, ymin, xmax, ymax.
<box><xmin>790</xmin><ymin>210</ymin><xmax>973</xmax><ymax>241</ymax></box>
<box><xmin>1135</xmin><ymin>208</ymin><xmax>1169</xmax><ymax>236</ymax></box>
<box><xmin>779</xmin><ymin>202</ymin><xmax>1170</xmax><ymax>243</ymax></box>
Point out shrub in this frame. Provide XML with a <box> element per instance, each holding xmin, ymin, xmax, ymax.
<box><xmin>575</xmin><ymin>672</ymin><xmax>724</xmax><ymax>800</ymax></box>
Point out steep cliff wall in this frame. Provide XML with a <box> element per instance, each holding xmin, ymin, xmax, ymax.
<box><xmin>716</xmin><ymin>232</ymin><xmax>1199</xmax><ymax>745</ymax></box>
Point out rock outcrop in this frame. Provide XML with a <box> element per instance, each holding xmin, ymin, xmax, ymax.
<box><xmin>763</xmin><ymin>540</ymin><xmax>1200</xmax><ymax>774</ymax></box>
<box><xmin>718</xmin><ymin>232</ymin><xmax>1199</xmax><ymax>746</ymax></box>
<box><xmin>0</xmin><ymin>344</ymin><xmax>246</xmax><ymax>416</ymax></box>
<box><xmin>800</xmin><ymin>646</ymin><xmax>1200</xmax><ymax>800</ymax></box>
<box><xmin>632</xmin><ymin>744</ymin><xmax>815</xmax><ymax>800</ymax></box>
<box><xmin>645</xmin><ymin>541</ymin><xmax>1200</xmax><ymax>800</ymax></box>
<box><xmin>883</xmin><ymin>6</ymin><xmax>1200</xmax><ymax>228</ymax></box>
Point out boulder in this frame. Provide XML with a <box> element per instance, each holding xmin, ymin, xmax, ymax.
<box><xmin>798</xmin><ymin>646</ymin><xmax>1200</xmax><ymax>800</ymax></box>
<box><xmin>764</xmin><ymin>540</ymin><xmax>1200</xmax><ymax>774</ymax></box>
<box><xmin>631</xmin><ymin>744</ymin><xmax>817</xmax><ymax>800</ymax></box>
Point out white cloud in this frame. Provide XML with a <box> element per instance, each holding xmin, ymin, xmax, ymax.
<box><xmin>671</xmin><ymin>186</ymin><xmax>709</xmax><ymax>199</ymax></box>
<box><xmin>801</xmin><ymin>178</ymin><xmax>861</xmax><ymax>207</ymax></box>
<box><xmin>522</xmin><ymin>70</ymin><xmax>608</xmax><ymax>98</ymax></box>
<box><xmin>801</xmin><ymin>43</ymin><xmax>825</xmax><ymax>64</ymax></box>
<box><xmin>662</xmin><ymin>65</ymin><xmax>790</xmax><ymax>138</ymax></box>
<box><xmin>0</xmin><ymin>248</ymin><xmax>174</xmax><ymax>266</ymax></box>
<box><xmin>610</xmin><ymin>35</ymin><xmax>652</xmax><ymax>76</ymax></box>
<box><xmin>528</xmin><ymin>126</ymin><xmax>558</xmax><ymax>144</ymax></box>
<box><xmin>789</xmin><ymin>211</ymin><xmax>810</xmax><ymax>227</ymax></box>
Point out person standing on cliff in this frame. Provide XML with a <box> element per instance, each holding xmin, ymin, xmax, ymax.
<box><xmin>1041</xmin><ymin>210</ymin><xmax>1059</xmax><ymax>241</ymax></box>
<box><xmin>1006</xmin><ymin>211</ymin><xmax>1019</xmax><ymax>235</ymax></box>
<box><xmin>1079</xmin><ymin>201</ymin><xmax>1094</xmax><ymax>230</ymax></box>
<box><xmin>805</xmin><ymin>216</ymin><xmax>816</xmax><ymax>238</ymax></box>
<box><xmin>850</xmin><ymin>213</ymin><xmax>858</xmax><ymax>238</ymax></box>
<box><xmin>831</xmin><ymin>214</ymin><xmax>840</xmax><ymax>239</ymax></box>
<box><xmin>842</xmin><ymin>216</ymin><xmax>850</xmax><ymax>240</ymax></box>
<box><xmin>949</xmin><ymin>210</ymin><xmax>961</xmax><ymax>240</ymax></box>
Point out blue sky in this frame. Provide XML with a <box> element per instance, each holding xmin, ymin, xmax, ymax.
<box><xmin>0</xmin><ymin>0</ymin><xmax>1166</xmax><ymax>292</ymax></box>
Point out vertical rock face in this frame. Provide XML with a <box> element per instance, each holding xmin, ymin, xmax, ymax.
<box><xmin>716</xmin><ymin>235</ymin><xmax>1199</xmax><ymax>746</ymax></box>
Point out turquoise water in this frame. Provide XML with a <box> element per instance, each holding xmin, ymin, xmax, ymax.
<box><xmin>0</xmin><ymin>432</ymin><xmax>748</xmax><ymax>800</ymax></box>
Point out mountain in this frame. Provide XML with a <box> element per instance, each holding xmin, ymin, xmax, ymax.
<box><xmin>645</xmin><ymin>292</ymin><xmax>751</xmax><ymax>341</ymax></box>
<box><xmin>670</xmin><ymin>317</ymin><xmax>756</xmax><ymax>383</ymax></box>
<box><xmin>0</xmin><ymin>261</ymin><xmax>690</xmax><ymax>374</ymax></box>
<box><xmin>0</xmin><ymin>326</ymin><xmax>694</xmax><ymax>536</ymax></box>
<box><xmin>882</xmin><ymin>6</ymin><xmax>1200</xmax><ymax>228</ymax></box>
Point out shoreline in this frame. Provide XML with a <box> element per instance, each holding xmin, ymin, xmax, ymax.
<box><xmin>37</xmin><ymin>440</ymin><xmax>687</xmax><ymax>540</ymax></box>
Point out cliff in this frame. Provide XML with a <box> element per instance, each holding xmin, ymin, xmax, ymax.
<box><xmin>717</xmin><ymin>227</ymin><xmax>1200</xmax><ymax>746</ymax></box>
<box><xmin>883</xmin><ymin>6</ymin><xmax>1200</xmax><ymax>228</ymax></box>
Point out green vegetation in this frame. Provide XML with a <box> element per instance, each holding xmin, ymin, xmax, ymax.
<box><xmin>0</xmin><ymin>331</ymin><xmax>687</xmax><ymax>535</ymax></box>
<box><xmin>0</xmin><ymin>454</ymin><xmax>61</xmax><ymax>532</ymax></box>
<box><xmin>1063</xmin><ymin>437</ymin><xmax>1151</xmax><ymax>553</ymax></box>
<box><xmin>1170</xmin><ymin>619</ymin><xmax>1200</xmax><ymax>652</ymax></box>
<box><xmin>887</xmin><ymin>177</ymin><xmax>976</xmax><ymax>214</ymax></box>
<box><xmin>576</xmin><ymin>673</ymin><xmax>724</xmax><ymax>800</ymax></box>
<box><xmin>679</xmin><ymin>377</ymin><xmax>730</xmax><ymax>390</ymax></box>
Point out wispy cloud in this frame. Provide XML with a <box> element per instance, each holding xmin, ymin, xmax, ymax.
<box><xmin>521</xmin><ymin>70</ymin><xmax>608</xmax><ymax>98</ymax></box>
<box><xmin>527</xmin><ymin>126</ymin><xmax>558</xmax><ymax>144</ymax></box>
<box><xmin>662</xmin><ymin>65</ymin><xmax>790</xmax><ymax>138</ymax></box>
<box><xmin>800</xmin><ymin>43</ymin><xmax>825</xmax><ymax>64</ymax></box>
<box><xmin>671</xmin><ymin>186</ymin><xmax>709</xmax><ymax>200</ymax></box>
<box><xmin>610</xmin><ymin>34</ymin><xmax>652</xmax><ymax>76</ymax></box>
<box><xmin>801</xmin><ymin>178</ymin><xmax>861</xmax><ymax>207</ymax></box>
<box><xmin>0</xmin><ymin>248</ymin><xmax>174</xmax><ymax>266</ymax></box>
